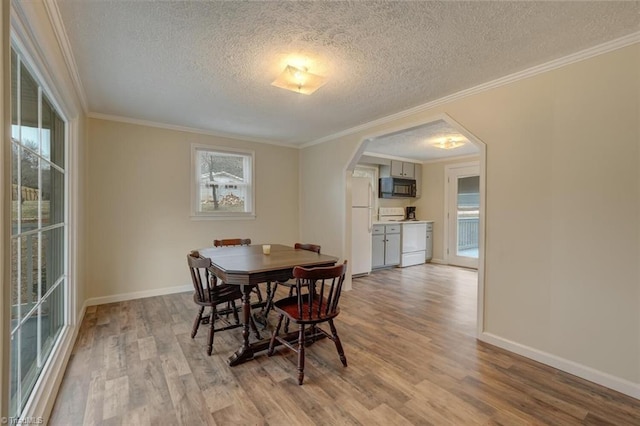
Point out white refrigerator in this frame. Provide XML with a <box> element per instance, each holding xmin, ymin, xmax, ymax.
<box><xmin>351</xmin><ymin>176</ymin><xmax>373</xmax><ymax>276</ymax></box>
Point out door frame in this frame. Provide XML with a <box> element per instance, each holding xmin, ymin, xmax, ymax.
<box><xmin>444</xmin><ymin>161</ymin><xmax>480</xmax><ymax>269</ymax></box>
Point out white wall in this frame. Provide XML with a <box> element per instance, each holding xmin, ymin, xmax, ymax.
<box><xmin>299</xmin><ymin>44</ymin><xmax>640</xmax><ymax>393</ymax></box>
<box><xmin>86</xmin><ymin>118</ymin><xmax>300</xmax><ymax>300</ymax></box>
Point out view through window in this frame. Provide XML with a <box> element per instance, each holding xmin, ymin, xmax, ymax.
<box><xmin>10</xmin><ymin>47</ymin><xmax>68</xmax><ymax>416</ymax></box>
<box><xmin>456</xmin><ymin>175</ymin><xmax>479</xmax><ymax>258</ymax></box>
<box><xmin>192</xmin><ymin>146</ymin><xmax>254</xmax><ymax>217</ymax></box>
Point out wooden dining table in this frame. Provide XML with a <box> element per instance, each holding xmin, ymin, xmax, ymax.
<box><xmin>198</xmin><ymin>244</ymin><xmax>338</xmax><ymax>366</ymax></box>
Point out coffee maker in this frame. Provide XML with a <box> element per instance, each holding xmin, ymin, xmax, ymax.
<box><xmin>405</xmin><ymin>206</ymin><xmax>416</xmax><ymax>220</ymax></box>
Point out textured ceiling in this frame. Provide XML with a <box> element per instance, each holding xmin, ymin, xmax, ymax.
<box><xmin>365</xmin><ymin>120</ymin><xmax>479</xmax><ymax>162</ymax></box>
<box><xmin>56</xmin><ymin>1</ymin><xmax>640</xmax><ymax>156</ymax></box>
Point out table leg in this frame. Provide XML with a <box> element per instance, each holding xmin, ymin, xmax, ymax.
<box><xmin>228</xmin><ymin>284</ymin><xmax>255</xmax><ymax>366</ymax></box>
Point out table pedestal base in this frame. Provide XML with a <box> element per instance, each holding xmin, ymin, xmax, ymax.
<box><xmin>228</xmin><ymin>346</ymin><xmax>255</xmax><ymax>366</ymax></box>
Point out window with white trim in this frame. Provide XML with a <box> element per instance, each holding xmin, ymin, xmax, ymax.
<box><xmin>191</xmin><ymin>145</ymin><xmax>255</xmax><ymax>218</ymax></box>
<box><xmin>10</xmin><ymin>47</ymin><xmax>68</xmax><ymax>417</ymax></box>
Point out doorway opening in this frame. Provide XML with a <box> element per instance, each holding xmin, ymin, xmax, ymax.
<box><xmin>445</xmin><ymin>162</ymin><xmax>480</xmax><ymax>269</ymax></box>
<box><xmin>346</xmin><ymin>113</ymin><xmax>486</xmax><ymax>336</ymax></box>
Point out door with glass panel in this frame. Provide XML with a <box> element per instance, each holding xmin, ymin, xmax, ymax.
<box><xmin>446</xmin><ymin>163</ymin><xmax>480</xmax><ymax>269</ymax></box>
<box><xmin>10</xmin><ymin>48</ymin><xmax>68</xmax><ymax>417</ymax></box>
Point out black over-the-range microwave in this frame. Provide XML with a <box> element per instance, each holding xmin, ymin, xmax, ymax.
<box><xmin>379</xmin><ymin>177</ymin><xmax>417</xmax><ymax>198</ymax></box>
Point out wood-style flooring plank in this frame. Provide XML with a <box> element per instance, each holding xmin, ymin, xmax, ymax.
<box><xmin>49</xmin><ymin>263</ymin><xmax>640</xmax><ymax>425</ymax></box>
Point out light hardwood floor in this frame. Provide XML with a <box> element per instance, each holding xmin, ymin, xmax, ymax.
<box><xmin>50</xmin><ymin>263</ymin><xmax>640</xmax><ymax>425</ymax></box>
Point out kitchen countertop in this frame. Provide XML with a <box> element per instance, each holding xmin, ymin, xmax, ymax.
<box><xmin>373</xmin><ymin>220</ymin><xmax>434</xmax><ymax>225</ymax></box>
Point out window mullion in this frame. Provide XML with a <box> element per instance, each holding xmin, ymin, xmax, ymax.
<box><xmin>14</xmin><ymin>237</ymin><xmax>22</xmax><ymax>334</ymax></box>
<box><xmin>37</xmin><ymin>86</ymin><xmax>42</xmax><ymax>231</ymax></box>
<box><xmin>37</xmin><ymin>85</ymin><xmax>43</xmax><ymax>369</ymax></box>
<box><xmin>16</xmin><ymin>330</ymin><xmax>22</xmax><ymax>414</ymax></box>
<box><xmin>16</xmin><ymin>56</ymin><xmax>22</xmax><ymax>235</ymax></box>
<box><xmin>36</xmin><ymin>305</ymin><xmax>42</xmax><ymax>369</ymax></box>
<box><xmin>15</xmin><ymin>54</ymin><xmax>23</xmax><ymax>327</ymax></box>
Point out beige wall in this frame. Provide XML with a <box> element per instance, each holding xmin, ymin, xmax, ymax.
<box><xmin>300</xmin><ymin>45</ymin><xmax>640</xmax><ymax>386</ymax></box>
<box><xmin>300</xmin><ymin>139</ymin><xmax>358</xmax><ymax>261</ymax></box>
<box><xmin>416</xmin><ymin>156</ymin><xmax>480</xmax><ymax>261</ymax></box>
<box><xmin>86</xmin><ymin>119</ymin><xmax>299</xmax><ymax>299</ymax></box>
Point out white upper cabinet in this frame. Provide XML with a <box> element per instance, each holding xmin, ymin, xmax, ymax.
<box><xmin>385</xmin><ymin>160</ymin><xmax>416</xmax><ymax>178</ymax></box>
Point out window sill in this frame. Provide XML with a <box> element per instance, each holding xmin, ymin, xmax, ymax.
<box><xmin>190</xmin><ymin>214</ymin><xmax>256</xmax><ymax>221</ymax></box>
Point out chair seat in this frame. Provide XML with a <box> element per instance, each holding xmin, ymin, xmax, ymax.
<box><xmin>194</xmin><ymin>284</ymin><xmax>243</xmax><ymax>305</ymax></box>
<box><xmin>273</xmin><ymin>295</ymin><xmax>340</xmax><ymax>324</ymax></box>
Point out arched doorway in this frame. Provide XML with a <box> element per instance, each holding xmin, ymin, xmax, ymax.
<box><xmin>347</xmin><ymin>113</ymin><xmax>487</xmax><ymax>335</ymax></box>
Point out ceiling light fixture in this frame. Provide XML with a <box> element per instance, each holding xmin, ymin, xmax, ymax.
<box><xmin>434</xmin><ymin>138</ymin><xmax>465</xmax><ymax>150</ymax></box>
<box><xmin>271</xmin><ymin>65</ymin><xmax>326</xmax><ymax>95</ymax></box>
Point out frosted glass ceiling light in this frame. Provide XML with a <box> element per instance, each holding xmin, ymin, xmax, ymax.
<box><xmin>271</xmin><ymin>65</ymin><xmax>326</xmax><ymax>95</ymax></box>
<box><xmin>434</xmin><ymin>138</ymin><xmax>465</xmax><ymax>150</ymax></box>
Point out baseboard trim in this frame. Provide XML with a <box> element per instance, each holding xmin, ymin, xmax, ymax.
<box><xmin>85</xmin><ymin>284</ymin><xmax>192</xmax><ymax>306</ymax></box>
<box><xmin>479</xmin><ymin>332</ymin><xmax>640</xmax><ymax>400</ymax></box>
<box><xmin>428</xmin><ymin>258</ymin><xmax>446</xmax><ymax>265</ymax></box>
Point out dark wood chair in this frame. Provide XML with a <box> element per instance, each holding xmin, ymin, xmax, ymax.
<box><xmin>267</xmin><ymin>260</ymin><xmax>348</xmax><ymax>385</ymax></box>
<box><xmin>187</xmin><ymin>250</ymin><xmax>244</xmax><ymax>356</ymax></box>
<box><xmin>262</xmin><ymin>243</ymin><xmax>322</xmax><ymax>322</ymax></box>
<box><xmin>213</xmin><ymin>238</ymin><xmax>252</xmax><ymax>247</ymax></box>
<box><xmin>213</xmin><ymin>238</ymin><xmax>265</xmax><ymax>305</ymax></box>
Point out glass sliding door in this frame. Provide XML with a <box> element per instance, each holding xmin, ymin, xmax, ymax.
<box><xmin>10</xmin><ymin>47</ymin><xmax>68</xmax><ymax>417</ymax></box>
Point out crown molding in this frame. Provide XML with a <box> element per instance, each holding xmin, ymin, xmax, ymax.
<box><xmin>421</xmin><ymin>153</ymin><xmax>480</xmax><ymax>165</ymax></box>
<box><xmin>43</xmin><ymin>0</ymin><xmax>88</xmax><ymax>113</ymax></box>
<box><xmin>87</xmin><ymin>112</ymin><xmax>297</xmax><ymax>149</ymax></box>
<box><xmin>361</xmin><ymin>151</ymin><xmax>422</xmax><ymax>164</ymax></box>
<box><xmin>302</xmin><ymin>31</ymin><xmax>640</xmax><ymax>149</ymax></box>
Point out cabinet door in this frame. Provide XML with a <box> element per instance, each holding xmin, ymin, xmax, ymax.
<box><xmin>425</xmin><ymin>230</ymin><xmax>433</xmax><ymax>261</ymax></box>
<box><xmin>390</xmin><ymin>160</ymin><xmax>404</xmax><ymax>177</ymax></box>
<box><xmin>385</xmin><ymin>233</ymin><xmax>401</xmax><ymax>265</ymax></box>
<box><xmin>402</xmin><ymin>162</ymin><xmax>415</xmax><ymax>178</ymax></box>
<box><xmin>372</xmin><ymin>234</ymin><xmax>386</xmax><ymax>268</ymax></box>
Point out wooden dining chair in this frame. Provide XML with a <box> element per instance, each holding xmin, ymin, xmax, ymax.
<box><xmin>213</xmin><ymin>238</ymin><xmax>252</xmax><ymax>247</ymax></box>
<box><xmin>187</xmin><ymin>250</ymin><xmax>244</xmax><ymax>356</ymax></box>
<box><xmin>267</xmin><ymin>260</ymin><xmax>348</xmax><ymax>385</ymax></box>
<box><xmin>213</xmin><ymin>238</ymin><xmax>265</xmax><ymax>305</ymax></box>
<box><xmin>262</xmin><ymin>243</ymin><xmax>321</xmax><ymax>322</ymax></box>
